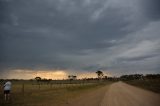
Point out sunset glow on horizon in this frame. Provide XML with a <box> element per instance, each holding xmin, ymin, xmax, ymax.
<box><xmin>1</xmin><ymin>69</ymin><xmax>68</xmax><ymax>80</ymax></box>
<box><xmin>0</xmin><ymin>69</ymin><xmax>112</xmax><ymax>80</ymax></box>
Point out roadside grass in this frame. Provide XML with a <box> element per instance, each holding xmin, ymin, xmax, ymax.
<box><xmin>0</xmin><ymin>81</ymin><xmax>112</xmax><ymax>106</ymax></box>
<box><xmin>125</xmin><ymin>79</ymin><xmax>160</xmax><ymax>93</ymax></box>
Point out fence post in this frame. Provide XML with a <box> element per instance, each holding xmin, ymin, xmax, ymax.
<box><xmin>39</xmin><ymin>84</ymin><xmax>40</xmax><ymax>90</ymax></box>
<box><xmin>50</xmin><ymin>83</ymin><xmax>52</xmax><ymax>89</ymax></box>
<box><xmin>22</xmin><ymin>83</ymin><xmax>24</xmax><ymax>96</ymax></box>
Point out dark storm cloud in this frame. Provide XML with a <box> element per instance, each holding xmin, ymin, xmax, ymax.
<box><xmin>141</xmin><ymin>0</ymin><xmax>160</xmax><ymax>20</ymax></box>
<box><xmin>0</xmin><ymin>0</ymin><xmax>160</xmax><ymax>75</ymax></box>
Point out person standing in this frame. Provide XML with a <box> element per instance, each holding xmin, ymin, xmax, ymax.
<box><xmin>3</xmin><ymin>81</ymin><xmax>12</xmax><ymax>101</ymax></box>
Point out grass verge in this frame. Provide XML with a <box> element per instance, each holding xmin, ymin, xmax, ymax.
<box><xmin>125</xmin><ymin>79</ymin><xmax>160</xmax><ymax>93</ymax></box>
<box><xmin>0</xmin><ymin>81</ymin><xmax>112</xmax><ymax>106</ymax></box>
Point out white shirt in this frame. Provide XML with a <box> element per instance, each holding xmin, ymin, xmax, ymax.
<box><xmin>4</xmin><ymin>81</ymin><xmax>12</xmax><ymax>91</ymax></box>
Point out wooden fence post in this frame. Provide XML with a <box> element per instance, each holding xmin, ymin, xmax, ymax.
<box><xmin>50</xmin><ymin>83</ymin><xmax>52</xmax><ymax>89</ymax></box>
<box><xmin>22</xmin><ymin>83</ymin><xmax>24</xmax><ymax>96</ymax></box>
<box><xmin>39</xmin><ymin>84</ymin><xmax>40</xmax><ymax>90</ymax></box>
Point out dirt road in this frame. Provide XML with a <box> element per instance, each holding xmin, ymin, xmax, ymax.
<box><xmin>69</xmin><ymin>82</ymin><xmax>160</xmax><ymax>106</ymax></box>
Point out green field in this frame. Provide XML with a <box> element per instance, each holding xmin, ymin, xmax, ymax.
<box><xmin>0</xmin><ymin>80</ymin><xmax>112</xmax><ymax>106</ymax></box>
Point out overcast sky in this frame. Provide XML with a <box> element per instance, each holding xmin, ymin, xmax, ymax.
<box><xmin>0</xmin><ymin>0</ymin><xmax>160</xmax><ymax>78</ymax></box>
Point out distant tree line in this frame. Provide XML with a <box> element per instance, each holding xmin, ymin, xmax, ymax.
<box><xmin>34</xmin><ymin>77</ymin><xmax>52</xmax><ymax>84</ymax></box>
<box><xmin>120</xmin><ymin>74</ymin><xmax>143</xmax><ymax>80</ymax></box>
<box><xmin>0</xmin><ymin>73</ymin><xmax>159</xmax><ymax>83</ymax></box>
<box><xmin>120</xmin><ymin>74</ymin><xmax>160</xmax><ymax>81</ymax></box>
<box><xmin>145</xmin><ymin>74</ymin><xmax>160</xmax><ymax>79</ymax></box>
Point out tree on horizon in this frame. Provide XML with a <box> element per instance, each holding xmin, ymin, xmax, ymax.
<box><xmin>35</xmin><ymin>77</ymin><xmax>42</xmax><ymax>83</ymax></box>
<box><xmin>68</xmin><ymin>75</ymin><xmax>77</xmax><ymax>80</ymax></box>
<box><xmin>96</xmin><ymin>70</ymin><xmax>104</xmax><ymax>79</ymax></box>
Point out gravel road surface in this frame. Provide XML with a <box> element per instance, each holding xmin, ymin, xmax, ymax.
<box><xmin>69</xmin><ymin>81</ymin><xmax>160</xmax><ymax>106</ymax></box>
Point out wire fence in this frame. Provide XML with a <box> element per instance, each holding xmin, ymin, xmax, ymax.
<box><xmin>0</xmin><ymin>80</ymin><xmax>107</xmax><ymax>106</ymax></box>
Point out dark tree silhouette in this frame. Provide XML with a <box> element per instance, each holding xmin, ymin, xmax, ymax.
<box><xmin>96</xmin><ymin>70</ymin><xmax>104</xmax><ymax>79</ymax></box>
<box><xmin>120</xmin><ymin>74</ymin><xmax>143</xmax><ymax>81</ymax></box>
<box><xmin>68</xmin><ymin>75</ymin><xmax>77</xmax><ymax>80</ymax></box>
<box><xmin>145</xmin><ymin>74</ymin><xmax>160</xmax><ymax>79</ymax></box>
<box><xmin>35</xmin><ymin>77</ymin><xmax>41</xmax><ymax>82</ymax></box>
